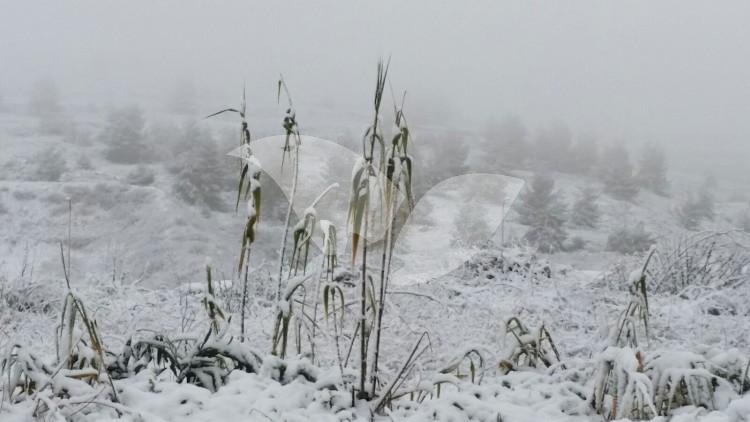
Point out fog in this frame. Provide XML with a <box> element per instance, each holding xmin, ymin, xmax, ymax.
<box><xmin>2</xmin><ymin>1</ymin><xmax>750</xmax><ymax>180</ymax></box>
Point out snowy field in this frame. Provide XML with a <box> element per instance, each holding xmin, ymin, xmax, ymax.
<box><xmin>1</xmin><ymin>99</ymin><xmax>750</xmax><ymax>421</ymax></box>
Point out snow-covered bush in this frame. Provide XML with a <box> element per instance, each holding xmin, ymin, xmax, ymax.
<box><xmin>76</xmin><ymin>153</ymin><xmax>93</xmax><ymax>170</ymax></box>
<box><xmin>126</xmin><ymin>164</ymin><xmax>155</xmax><ymax>186</ymax></box>
<box><xmin>171</xmin><ymin>125</ymin><xmax>231</xmax><ymax>212</ymax></box>
<box><xmin>600</xmin><ymin>144</ymin><xmax>639</xmax><ymax>201</ymax></box>
<box><xmin>606</xmin><ymin>223</ymin><xmax>654</xmax><ymax>255</ymax></box>
<box><xmin>675</xmin><ymin>190</ymin><xmax>715</xmax><ymax>230</ymax></box>
<box><xmin>31</xmin><ymin>146</ymin><xmax>67</xmax><ymax>181</ymax></box>
<box><xmin>645</xmin><ymin>351</ymin><xmax>724</xmax><ymax>415</ymax></box>
<box><xmin>650</xmin><ymin>232</ymin><xmax>750</xmax><ymax>294</ymax></box>
<box><xmin>636</xmin><ymin>142</ymin><xmax>669</xmax><ymax>196</ymax></box>
<box><xmin>62</xmin><ymin>120</ymin><xmax>93</xmax><ymax>146</ymax></box>
<box><xmin>101</xmin><ymin>105</ymin><xmax>147</xmax><ymax>164</ymax></box>
<box><xmin>500</xmin><ymin>317</ymin><xmax>560</xmax><ymax>373</ymax></box>
<box><xmin>589</xmin><ymin>347</ymin><xmax>656</xmax><ymax>420</ymax></box>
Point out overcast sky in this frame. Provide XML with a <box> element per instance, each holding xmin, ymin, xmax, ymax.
<box><xmin>2</xmin><ymin>1</ymin><xmax>749</xmax><ymax>180</ymax></box>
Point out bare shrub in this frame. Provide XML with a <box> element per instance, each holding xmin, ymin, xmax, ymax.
<box><xmin>650</xmin><ymin>232</ymin><xmax>750</xmax><ymax>294</ymax></box>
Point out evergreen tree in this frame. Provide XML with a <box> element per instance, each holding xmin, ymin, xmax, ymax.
<box><xmin>675</xmin><ymin>176</ymin><xmax>716</xmax><ymax>230</ymax></box>
<box><xmin>102</xmin><ymin>106</ymin><xmax>147</xmax><ymax>164</ymax></box>
<box><xmin>570</xmin><ymin>187</ymin><xmax>601</xmax><ymax>228</ymax></box>
<box><xmin>636</xmin><ymin>143</ymin><xmax>669</xmax><ymax>196</ymax></box>
<box><xmin>517</xmin><ymin>174</ymin><xmax>568</xmax><ymax>253</ymax></box>
<box><xmin>600</xmin><ymin>143</ymin><xmax>639</xmax><ymax>201</ymax></box>
<box><xmin>172</xmin><ymin>125</ymin><xmax>231</xmax><ymax>212</ymax></box>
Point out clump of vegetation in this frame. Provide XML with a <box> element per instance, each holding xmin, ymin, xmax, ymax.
<box><xmin>675</xmin><ymin>184</ymin><xmax>716</xmax><ymax>231</ymax></box>
<box><xmin>76</xmin><ymin>153</ymin><xmax>94</xmax><ymax>170</ymax></box>
<box><xmin>650</xmin><ymin>232</ymin><xmax>750</xmax><ymax>294</ymax></box>
<box><xmin>32</xmin><ymin>147</ymin><xmax>67</xmax><ymax>181</ymax></box>
<box><xmin>606</xmin><ymin>223</ymin><xmax>654</xmax><ymax>255</ymax></box>
<box><xmin>590</xmin><ymin>347</ymin><xmax>656</xmax><ymax>420</ymax></box>
<box><xmin>613</xmin><ymin>250</ymin><xmax>653</xmax><ymax>348</ymax></box>
<box><xmin>636</xmin><ymin>143</ymin><xmax>669</xmax><ymax>196</ymax></box>
<box><xmin>600</xmin><ymin>144</ymin><xmax>639</xmax><ymax>201</ymax></box>
<box><xmin>126</xmin><ymin>164</ymin><xmax>155</xmax><ymax>186</ymax></box>
<box><xmin>516</xmin><ymin>173</ymin><xmax>568</xmax><ymax>253</ymax></box>
<box><xmin>101</xmin><ymin>106</ymin><xmax>147</xmax><ymax>164</ymax></box>
<box><xmin>499</xmin><ymin>317</ymin><xmax>560</xmax><ymax>373</ymax></box>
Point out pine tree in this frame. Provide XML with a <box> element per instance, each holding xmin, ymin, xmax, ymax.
<box><xmin>570</xmin><ymin>187</ymin><xmax>600</xmax><ymax>228</ymax></box>
<box><xmin>102</xmin><ymin>106</ymin><xmax>147</xmax><ymax>164</ymax></box>
<box><xmin>517</xmin><ymin>174</ymin><xmax>568</xmax><ymax>253</ymax></box>
<box><xmin>172</xmin><ymin>125</ymin><xmax>230</xmax><ymax>212</ymax></box>
<box><xmin>675</xmin><ymin>177</ymin><xmax>716</xmax><ymax>230</ymax></box>
<box><xmin>601</xmin><ymin>144</ymin><xmax>639</xmax><ymax>201</ymax></box>
<box><xmin>636</xmin><ymin>143</ymin><xmax>669</xmax><ymax>196</ymax></box>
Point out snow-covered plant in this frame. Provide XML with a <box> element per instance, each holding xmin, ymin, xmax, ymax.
<box><xmin>32</xmin><ymin>146</ymin><xmax>67</xmax><ymax>182</ymax></box>
<box><xmin>347</xmin><ymin>59</ymin><xmax>390</xmax><ymax>401</ymax></box>
<box><xmin>589</xmin><ymin>347</ymin><xmax>656</xmax><ymax>420</ymax></box>
<box><xmin>438</xmin><ymin>348</ymin><xmax>485</xmax><ymax>385</ymax></box>
<box><xmin>290</xmin><ymin>207</ymin><xmax>317</xmax><ymax>277</ymax></box>
<box><xmin>645</xmin><ymin>351</ymin><xmax>722</xmax><ymax>415</ymax></box>
<box><xmin>202</xmin><ymin>265</ymin><xmax>225</xmax><ymax>335</ymax></box>
<box><xmin>676</xmin><ymin>192</ymin><xmax>715</xmax><ymax>231</ymax></box>
<box><xmin>606</xmin><ymin>222</ymin><xmax>655</xmax><ymax>255</ymax></box>
<box><xmin>650</xmin><ymin>231</ymin><xmax>750</xmax><ymax>294</ymax></box>
<box><xmin>613</xmin><ymin>249</ymin><xmax>653</xmax><ymax>348</ymax></box>
<box><xmin>207</xmin><ymin>88</ymin><xmax>262</xmax><ymax>341</ymax></box>
<box><xmin>500</xmin><ymin>317</ymin><xmax>560</xmax><ymax>373</ymax></box>
<box><xmin>320</xmin><ymin>219</ymin><xmax>338</xmax><ymax>278</ymax></box>
<box><xmin>272</xmin><ymin>76</ymin><xmax>303</xmax><ymax>356</ymax></box>
<box><xmin>370</xmin><ymin>84</ymin><xmax>416</xmax><ymax>398</ymax></box>
<box><xmin>271</xmin><ymin>273</ymin><xmax>311</xmax><ymax>359</ymax></box>
<box><xmin>101</xmin><ymin>105</ymin><xmax>147</xmax><ymax>164</ymax></box>
<box><xmin>205</xmin><ymin>87</ymin><xmax>254</xmax><ymax>212</ymax></box>
<box><xmin>108</xmin><ymin>267</ymin><xmax>262</xmax><ymax>393</ymax></box>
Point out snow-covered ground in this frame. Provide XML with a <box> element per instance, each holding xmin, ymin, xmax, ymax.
<box><xmin>2</xmin><ymin>109</ymin><xmax>750</xmax><ymax>421</ymax></box>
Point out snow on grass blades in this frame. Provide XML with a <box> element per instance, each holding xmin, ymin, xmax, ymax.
<box><xmin>614</xmin><ymin>248</ymin><xmax>653</xmax><ymax>348</ymax></box>
<box><xmin>499</xmin><ymin>317</ymin><xmax>561</xmax><ymax>374</ymax></box>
